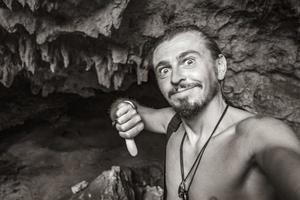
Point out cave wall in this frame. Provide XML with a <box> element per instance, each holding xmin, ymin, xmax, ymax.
<box><xmin>0</xmin><ymin>0</ymin><xmax>299</xmax><ymax>134</ymax></box>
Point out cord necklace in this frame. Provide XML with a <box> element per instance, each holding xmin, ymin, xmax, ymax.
<box><xmin>178</xmin><ymin>104</ymin><xmax>229</xmax><ymax>200</ymax></box>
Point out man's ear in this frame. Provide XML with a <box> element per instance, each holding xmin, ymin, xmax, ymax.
<box><xmin>216</xmin><ymin>54</ymin><xmax>227</xmax><ymax>80</ymax></box>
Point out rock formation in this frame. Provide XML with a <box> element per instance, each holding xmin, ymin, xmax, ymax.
<box><xmin>70</xmin><ymin>166</ymin><xmax>164</xmax><ymax>200</ymax></box>
<box><xmin>0</xmin><ymin>0</ymin><xmax>299</xmax><ymax>132</ymax></box>
<box><xmin>71</xmin><ymin>166</ymin><xmax>135</xmax><ymax>200</ymax></box>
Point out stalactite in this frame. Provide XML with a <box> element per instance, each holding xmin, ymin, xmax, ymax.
<box><xmin>26</xmin><ymin>0</ymin><xmax>40</xmax><ymax>12</ymax></box>
<box><xmin>0</xmin><ymin>55</ymin><xmax>12</xmax><ymax>87</ymax></box>
<box><xmin>0</xmin><ymin>0</ymin><xmax>138</xmax><ymax>92</ymax></box>
<box><xmin>113</xmin><ymin>69</ymin><xmax>125</xmax><ymax>90</ymax></box>
<box><xmin>49</xmin><ymin>48</ymin><xmax>60</xmax><ymax>73</ymax></box>
<box><xmin>60</xmin><ymin>44</ymin><xmax>69</xmax><ymax>68</ymax></box>
<box><xmin>2</xmin><ymin>0</ymin><xmax>13</xmax><ymax>10</ymax></box>
<box><xmin>84</xmin><ymin>56</ymin><xmax>93</xmax><ymax>71</ymax></box>
<box><xmin>110</xmin><ymin>45</ymin><xmax>128</xmax><ymax>64</ymax></box>
<box><xmin>18</xmin><ymin>35</ymin><xmax>39</xmax><ymax>75</ymax></box>
<box><xmin>43</xmin><ymin>1</ymin><xmax>58</xmax><ymax>12</ymax></box>
<box><xmin>17</xmin><ymin>0</ymin><xmax>26</xmax><ymax>7</ymax></box>
<box><xmin>18</xmin><ymin>36</ymin><xmax>26</xmax><ymax>68</ymax></box>
<box><xmin>3</xmin><ymin>0</ymin><xmax>51</xmax><ymax>12</ymax></box>
<box><xmin>128</xmin><ymin>54</ymin><xmax>144</xmax><ymax>84</ymax></box>
<box><xmin>106</xmin><ymin>52</ymin><xmax>113</xmax><ymax>72</ymax></box>
<box><xmin>0</xmin><ymin>54</ymin><xmax>22</xmax><ymax>87</ymax></box>
<box><xmin>141</xmin><ymin>59</ymin><xmax>149</xmax><ymax>82</ymax></box>
<box><xmin>40</xmin><ymin>42</ymin><xmax>59</xmax><ymax>73</ymax></box>
<box><xmin>24</xmin><ymin>37</ymin><xmax>36</xmax><ymax>74</ymax></box>
<box><xmin>49</xmin><ymin>57</ymin><xmax>56</xmax><ymax>73</ymax></box>
<box><xmin>40</xmin><ymin>43</ymin><xmax>51</xmax><ymax>63</ymax></box>
<box><xmin>93</xmin><ymin>55</ymin><xmax>109</xmax><ymax>88</ymax></box>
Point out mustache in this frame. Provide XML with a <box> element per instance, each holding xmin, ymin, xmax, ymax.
<box><xmin>168</xmin><ymin>82</ymin><xmax>202</xmax><ymax>98</ymax></box>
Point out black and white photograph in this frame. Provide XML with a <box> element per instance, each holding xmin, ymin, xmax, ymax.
<box><xmin>0</xmin><ymin>0</ymin><xmax>299</xmax><ymax>200</ymax></box>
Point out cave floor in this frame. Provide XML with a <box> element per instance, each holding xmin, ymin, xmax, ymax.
<box><xmin>0</xmin><ymin>113</ymin><xmax>165</xmax><ymax>200</ymax></box>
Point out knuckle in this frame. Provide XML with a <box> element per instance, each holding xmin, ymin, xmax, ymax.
<box><xmin>129</xmin><ymin>108</ymin><xmax>136</xmax><ymax>116</ymax></box>
<box><xmin>136</xmin><ymin>122</ymin><xmax>144</xmax><ymax>132</ymax></box>
<box><xmin>136</xmin><ymin>114</ymin><xmax>142</xmax><ymax>122</ymax></box>
<box><xmin>119</xmin><ymin>113</ymin><xmax>130</xmax><ymax>124</ymax></box>
<box><xmin>115</xmin><ymin>110</ymin><xmax>120</xmax><ymax>117</ymax></box>
<box><xmin>123</xmin><ymin>132</ymin><xmax>129</xmax><ymax>139</ymax></box>
<box><xmin>132</xmin><ymin>109</ymin><xmax>137</xmax><ymax>115</ymax></box>
<box><xmin>124</xmin><ymin>131</ymin><xmax>133</xmax><ymax>139</ymax></box>
<box><xmin>118</xmin><ymin>124</ymin><xmax>126</xmax><ymax>132</ymax></box>
<box><xmin>115</xmin><ymin>123</ymin><xmax>120</xmax><ymax>131</ymax></box>
<box><xmin>119</xmin><ymin>131</ymin><xmax>128</xmax><ymax>139</ymax></box>
<box><xmin>117</xmin><ymin>116</ymin><xmax>124</xmax><ymax>124</ymax></box>
<box><xmin>116</xmin><ymin>109</ymin><xmax>124</xmax><ymax>118</ymax></box>
<box><xmin>118</xmin><ymin>102</ymin><xmax>128</xmax><ymax>109</ymax></box>
<box><xmin>123</xmin><ymin>103</ymin><xmax>131</xmax><ymax>111</ymax></box>
<box><xmin>139</xmin><ymin>122</ymin><xmax>144</xmax><ymax>130</ymax></box>
<box><xmin>128</xmin><ymin>129</ymin><xmax>137</xmax><ymax>138</ymax></box>
<box><xmin>132</xmin><ymin>115</ymin><xmax>141</xmax><ymax>124</ymax></box>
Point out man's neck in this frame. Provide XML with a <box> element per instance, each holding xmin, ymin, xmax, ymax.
<box><xmin>181</xmin><ymin>93</ymin><xmax>228</xmax><ymax>147</ymax></box>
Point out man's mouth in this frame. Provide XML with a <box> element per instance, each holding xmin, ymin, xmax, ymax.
<box><xmin>168</xmin><ymin>83</ymin><xmax>202</xmax><ymax>98</ymax></box>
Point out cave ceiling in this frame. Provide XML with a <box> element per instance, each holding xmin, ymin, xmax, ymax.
<box><xmin>0</xmin><ymin>0</ymin><xmax>300</xmax><ymax>132</ymax></box>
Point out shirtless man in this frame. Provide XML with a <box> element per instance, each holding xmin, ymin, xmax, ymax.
<box><xmin>111</xmin><ymin>26</ymin><xmax>300</xmax><ymax>200</ymax></box>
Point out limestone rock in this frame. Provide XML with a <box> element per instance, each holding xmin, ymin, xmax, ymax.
<box><xmin>68</xmin><ymin>164</ymin><xmax>164</xmax><ymax>200</ymax></box>
<box><xmin>71</xmin><ymin>166</ymin><xmax>135</xmax><ymax>200</ymax></box>
<box><xmin>143</xmin><ymin>186</ymin><xmax>163</xmax><ymax>200</ymax></box>
<box><xmin>0</xmin><ymin>0</ymin><xmax>138</xmax><ymax>94</ymax></box>
<box><xmin>0</xmin><ymin>0</ymin><xmax>299</xmax><ymax>135</ymax></box>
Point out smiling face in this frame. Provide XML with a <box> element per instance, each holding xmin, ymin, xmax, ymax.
<box><xmin>152</xmin><ymin>31</ymin><xmax>220</xmax><ymax>119</ymax></box>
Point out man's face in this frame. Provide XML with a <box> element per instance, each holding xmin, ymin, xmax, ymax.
<box><xmin>152</xmin><ymin>31</ymin><xmax>219</xmax><ymax>119</ymax></box>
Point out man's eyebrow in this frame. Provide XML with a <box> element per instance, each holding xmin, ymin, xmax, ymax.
<box><xmin>154</xmin><ymin>61</ymin><xmax>170</xmax><ymax>70</ymax></box>
<box><xmin>177</xmin><ymin>50</ymin><xmax>201</xmax><ymax>61</ymax></box>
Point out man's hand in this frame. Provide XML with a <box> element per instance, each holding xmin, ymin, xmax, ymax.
<box><xmin>110</xmin><ymin>99</ymin><xmax>144</xmax><ymax>157</ymax></box>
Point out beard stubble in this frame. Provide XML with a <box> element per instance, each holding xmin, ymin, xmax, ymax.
<box><xmin>171</xmin><ymin>80</ymin><xmax>219</xmax><ymax>119</ymax></box>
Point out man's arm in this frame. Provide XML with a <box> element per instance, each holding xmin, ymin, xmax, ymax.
<box><xmin>245</xmin><ymin>117</ymin><xmax>300</xmax><ymax>199</ymax></box>
<box><xmin>137</xmin><ymin>104</ymin><xmax>175</xmax><ymax>134</ymax></box>
<box><xmin>111</xmin><ymin>99</ymin><xmax>175</xmax><ymax>136</ymax></box>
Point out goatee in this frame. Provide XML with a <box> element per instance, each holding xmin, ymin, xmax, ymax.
<box><xmin>173</xmin><ymin>98</ymin><xmax>202</xmax><ymax>119</ymax></box>
<box><xmin>171</xmin><ymin>81</ymin><xmax>219</xmax><ymax>119</ymax></box>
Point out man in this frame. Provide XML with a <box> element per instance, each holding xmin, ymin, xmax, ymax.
<box><xmin>111</xmin><ymin>26</ymin><xmax>300</xmax><ymax>200</ymax></box>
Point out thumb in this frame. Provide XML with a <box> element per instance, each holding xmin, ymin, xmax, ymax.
<box><xmin>125</xmin><ymin>139</ymin><xmax>138</xmax><ymax>157</ymax></box>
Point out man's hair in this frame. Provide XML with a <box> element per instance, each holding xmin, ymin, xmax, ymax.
<box><xmin>148</xmin><ymin>25</ymin><xmax>222</xmax><ymax>68</ymax></box>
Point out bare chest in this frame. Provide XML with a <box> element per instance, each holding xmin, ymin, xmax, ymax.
<box><xmin>165</xmin><ymin>130</ymin><xmax>274</xmax><ymax>200</ymax></box>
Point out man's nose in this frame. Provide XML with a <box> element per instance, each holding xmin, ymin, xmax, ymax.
<box><xmin>171</xmin><ymin>68</ymin><xmax>185</xmax><ymax>85</ymax></box>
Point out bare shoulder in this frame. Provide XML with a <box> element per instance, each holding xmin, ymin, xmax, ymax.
<box><xmin>236</xmin><ymin>115</ymin><xmax>300</xmax><ymax>153</ymax></box>
<box><xmin>236</xmin><ymin>115</ymin><xmax>297</xmax><ymax>139</ymax></box>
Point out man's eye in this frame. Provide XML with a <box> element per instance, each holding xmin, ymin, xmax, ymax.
<box><xmin>158</xmin><ymin>67</ymin><xmax>170</xmax><ymax>75</ymax></box>
<box><xmin>183</xmin><ymin>58</ymin><xmax>195</xmax><ymax>65</ymax></box>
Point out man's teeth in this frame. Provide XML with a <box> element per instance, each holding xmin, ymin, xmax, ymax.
<box><xmin>176</xmin><ymin>87</ymin><xmax>192</xmax><ymax>92</ymax></box>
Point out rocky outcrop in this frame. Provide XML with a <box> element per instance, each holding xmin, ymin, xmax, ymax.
<box><xmin>70</xmin><ymin>166</ymin><xmax>164</xmax><ymax>200</ymax></box>
<box><xmin>0</xmin><ymin>0</ymin><xmax>145</xmax><ymax>97</ymax></box>
<box><xmin>0</xmin><ymin>106</ymin><xmax>166</xmax><ymax>200</ymax></box>
<box><xmin>71</xmin><ymin>166</ymin><xmax>135</xmax><ymax>200</ymax></box>
<box><xmin>0</xmin><ymin>0</ymin><xmax>299</xmax><ymax>133</ymax></box>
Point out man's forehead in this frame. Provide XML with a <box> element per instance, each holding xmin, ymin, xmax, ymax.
<box><xmin>153</xmin><ymin>31</ymin><xmax>207</xmax><ymax>65</ymax></box>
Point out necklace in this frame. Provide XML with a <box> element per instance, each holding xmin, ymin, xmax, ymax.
<box><xmin>178</xmin><ymin>105</ymin><xmax>229</xmax><ymax>200</ymax></box>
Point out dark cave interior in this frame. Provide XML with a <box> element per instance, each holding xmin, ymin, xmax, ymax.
<box><xmin>0</xmin><ymin>72</ymin><xmax>168</xmax><ymax>200</ymax></box>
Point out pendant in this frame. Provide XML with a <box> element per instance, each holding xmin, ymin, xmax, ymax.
<box><xmin>178</xmin><ymin>182</ymin><xmax>189</xmax><ymax>200</ymax></box>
